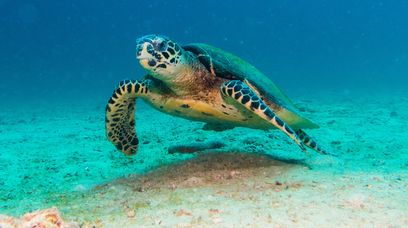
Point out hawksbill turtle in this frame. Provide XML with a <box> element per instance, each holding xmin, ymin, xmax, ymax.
<box><xmin>105</xmin><ymin>34</ymin><xmax>327</xmax><ymax>156</ymax></box>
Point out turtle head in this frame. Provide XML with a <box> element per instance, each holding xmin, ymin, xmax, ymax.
<box><xmin>136</xmin><ymin>34</ymin><xmax>185</xmax><ymax>79</ymax></box>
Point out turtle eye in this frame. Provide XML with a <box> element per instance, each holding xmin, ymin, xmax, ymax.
<box><xmin>156</xmin><ymin>41</ymin><xmax>167</xmax><ymax>52</ymax></box>
<box><xmin>146</xmin><ymin>44</ymin><xmax>155</xmax><ymax>55</ymax></box>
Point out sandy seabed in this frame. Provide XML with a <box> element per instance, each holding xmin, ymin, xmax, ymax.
<box><xmin>0</xmin><ymin>90</ymin><xmax>407</xmax><ymax>227</ymax></box>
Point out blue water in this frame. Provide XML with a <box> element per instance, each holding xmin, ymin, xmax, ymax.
<box><xmin>1</xmin><ymin>0</ymin><xmax>408</xmax><ymax>223</ymax></box>
<box><xmin>1</xmin><ymin>0</ymin><xmax>408</xmax><ymax>103</ymax></box>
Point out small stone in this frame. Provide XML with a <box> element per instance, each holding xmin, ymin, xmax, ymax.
<box><xmin>331</xmin><ymin>141</ymin><xmax>341</xmax><ymax>145</ymax></box>
<box><xmin>327</xmin><ymin>120</ymin><xmax>336</xmax><ymax>125</ymax></box>
<box><xmin>227</xmin><ymin>171</ymin><xmax>238</xmax><ymax>179</ymax></box>
<box><xmin>20</xmin><ymin>207</ymin><xmax>65</xmax><ymax>227</ymax></box>
<box><xmin>209</xmin><ymin>209</ymin><xmax>220</xmax><ymax>214</ymax></box>
<box><xmin>175</xmin><ymin>209</ymin><xmax>192</xmax><ymax>217</ymax></box>
<box><xmin>390</xmin><ymin>111</ymin><xmax>398</xmax><ymax>117</ymax></box>
<box><xmin>127</xmin><ymin>209</ymin><xmax>136</xmax><ymax>218</ymax></box>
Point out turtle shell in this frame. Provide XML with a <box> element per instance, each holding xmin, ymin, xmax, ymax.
<box><xmin>183</xmin><ymin>43</ymin><xmax>319</xmax><ymax>129</ymax></box>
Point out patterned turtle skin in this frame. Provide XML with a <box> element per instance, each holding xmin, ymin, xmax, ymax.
<box><xmin>105</xmin><ymin>34</ymin><xmax>327</xmax><ymax>156</ymax></box>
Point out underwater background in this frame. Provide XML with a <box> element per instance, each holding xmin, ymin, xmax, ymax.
<box><xmin>1</xmin><ymin>0</ymin><xmax>407</xmax><ymax>226</ymax></box>
<box><xmin>1</xmin><ymin>0</ymin><xmax>408</xmax><ymax>103</ymax></box>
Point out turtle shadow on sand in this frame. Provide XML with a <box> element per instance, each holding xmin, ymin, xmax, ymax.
<box><xmin>103</xmin><ymin>152</ymin><xmax>303</xmax><ymax>191</ymax></box>
<box><xmin>53</xmin><ymin>152</ymin><xmax>307</xmax><ymax>225</ymax></box>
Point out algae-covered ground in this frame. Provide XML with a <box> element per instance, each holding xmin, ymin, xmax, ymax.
<box><xmin>0</xmin><ymin>89</ymin><xmax>407</xmax><ymax>227</ymax></box>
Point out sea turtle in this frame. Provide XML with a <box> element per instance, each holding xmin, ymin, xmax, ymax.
<box><xmin>105</xmin><ymin>34</ymin><xmax>327</xmax><ymax>156</ymax></box>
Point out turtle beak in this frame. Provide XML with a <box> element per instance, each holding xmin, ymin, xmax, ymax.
<box><xmin>136</xmin><ymin>43</ymin><xmax>151</xmax><ymax>67</ymax></box>
<box><xmin>136</xmin><ymin>41</ymin><xmax>162</xmax><ymax>72</ymax></box>
<box><xmin>136</xmin><ymin>44</ymin><xmax>145</xmax><ymax>59</ymax></box>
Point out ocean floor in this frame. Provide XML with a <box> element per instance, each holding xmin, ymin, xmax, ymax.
<box><xmin>0</xmin><ymin>90</ymin><xmax>407</xmax><ymax>227</ymax></box>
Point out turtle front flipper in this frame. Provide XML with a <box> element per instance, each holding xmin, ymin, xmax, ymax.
<box><xmin>105</xmin><ymin>79</ymin><xmax>152</xmax><ymax>155</ymax></box>
<box><xmin>220</xmin><ymin>80</ymin><xmax>307</xmax><ymax>154</ymax></box>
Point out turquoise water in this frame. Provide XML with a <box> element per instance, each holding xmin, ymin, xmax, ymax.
<box><xmin>1</xmin><ymin>0</ymin><xmax>407</xmax><ymax>102</ymax></box>
<box><xmin>1</xmin><ymin>1</ymin><xmax>407</xmax><ymax>226</ymax></box>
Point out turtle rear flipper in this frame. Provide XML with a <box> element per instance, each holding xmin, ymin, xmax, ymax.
<box><xmin>295</xmin><ymin>129</ymin><xmax>334</xmax><ymax>156</ymax></box>
<box><xmin>105</xmin><ymin>80</ymin><xmax>151</xmax><ymax>155</ymax></box>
